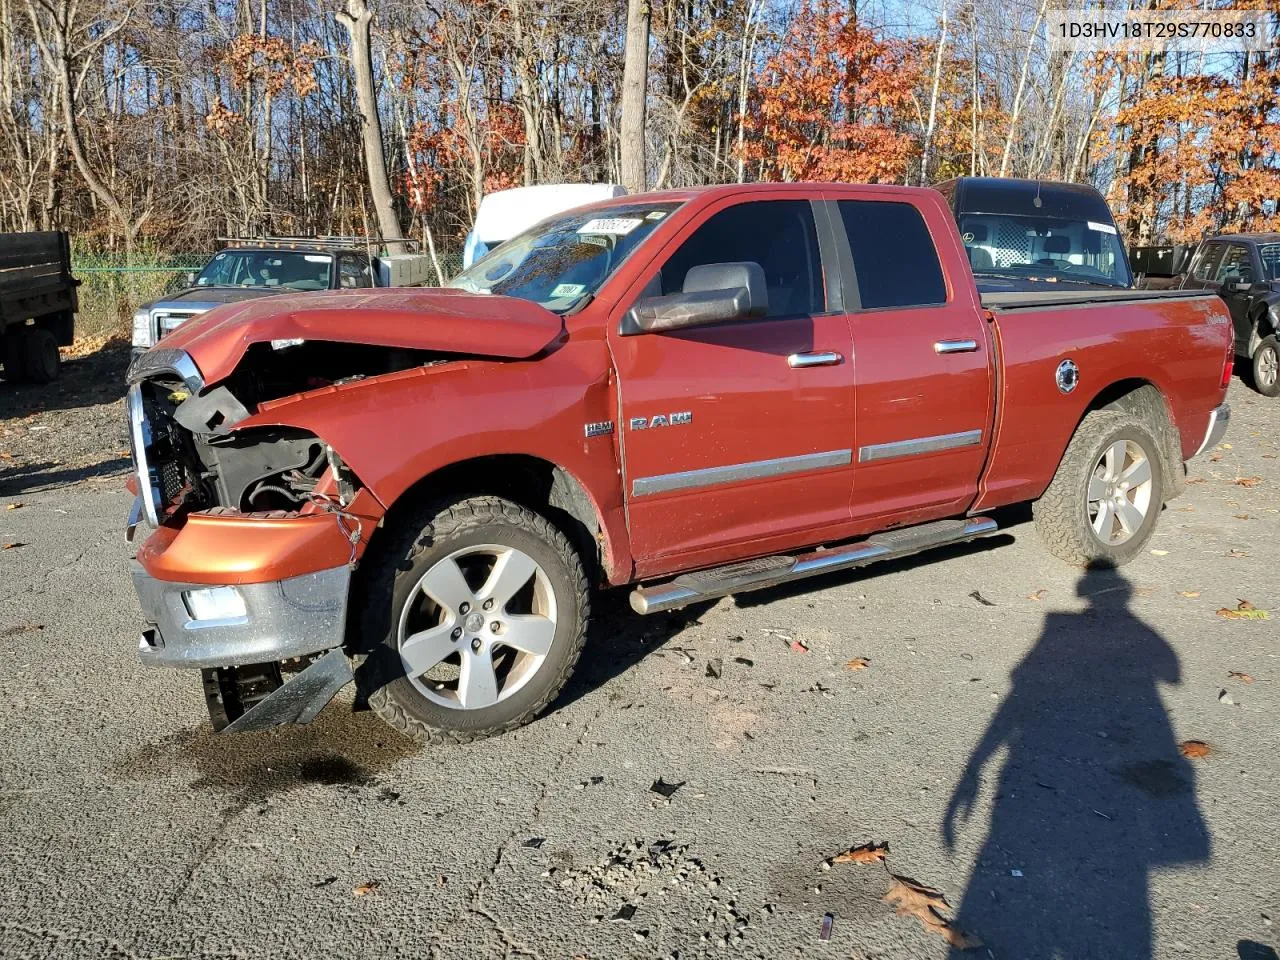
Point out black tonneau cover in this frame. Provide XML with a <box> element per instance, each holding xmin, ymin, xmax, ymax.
<box><xmin>982</xmin><ymin>287</ymin><xmax>1218</xmax><ymax>311</ymax></box>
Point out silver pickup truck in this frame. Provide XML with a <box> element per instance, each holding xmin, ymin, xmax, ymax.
<box><xmin>131</xmin><ymin>238</ymin><xmax>430</xmax><ymax>358</ymax></box>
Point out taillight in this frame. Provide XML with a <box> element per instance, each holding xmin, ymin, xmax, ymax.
<box><xmin>1221</xmin><ymin>347</ymin><xmax>1234</xmax><ymax>388</ymax></box>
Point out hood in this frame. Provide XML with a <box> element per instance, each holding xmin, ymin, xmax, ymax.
<box><xmin>155</xmin><ymin>287</ymin><xmax>288</xmax><ymax>308</ymax></box>
<box><xmin>157</xmin><ymin>287</ymin><xmax>566</xmax><ymax>385</ymax></box>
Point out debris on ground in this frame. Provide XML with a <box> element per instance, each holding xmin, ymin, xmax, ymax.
<box><xmin>819</xmin><ymin>912</ymin><xmax>834</xmax><ymax>941</ymax></box>
<box><xmin>1179</xmin><ymin>740</ymin><xmax>1212</xmax><ymax>758</ymax></box>
<box><xmin>650</xmin><ymin>778</ymin><xmax>685</xmax><ymax>799</ymax></box>
<box><xmin>611</xmin><ymin>904</ymin><xmax>637</xmax><ymax>922</ymax></box>
<box><xmin>789</xmin><ymin>639</ymin><xmax>809</xmax><ymax>653</ymax></box>
<box><xmin>3</xmin><ymin>542</ymin><xmax>26</xmax><ymax>550</ymax></box>
<box><xmin>1026</xmin><ymin>589</ymin><xmax>1047</xmax><ymax>601</ymax></box>
<box><xmin>831</xmin><ymin>841</ymin><xmax>888</xmax><ymax>865</ymax></box>
<box><xmin>1233</xmin><ymin>476</ymin><xmax>1263</xmax><ymax>487</ymax></box>
<box><xmin>1178</xmin><ymin>591</ymin><xmax>1201</xmax><ymax>598</ymax></box>
<box><xmin>1217</xmin><ymin>600</ymin><xmax>1270</xmax><ymax>620</ymax></box>
<box><xmin>1227</xmin><ymin>671</ymin><xmax>1256</xmax><ymax>684</ymax></box>
<box><xmin>1150</xmin><ymin>549</ymin><xmax>1169</xmax><ymax>556</ymax></box>
<box><xmin>705</xmin><ymin>658</ymin><xmax>722</xmax><ymax>679</ymax></box>
<box><xmin>968</xmin><ymin>590</ymin><xmax>995</xmax><ymax>606</ymax></box>
<box><xmin>523</xmin><ymin>837</ymin><xmax>546</xmax><ymax>849</ymax></box>
<box><xmin>732</xmin><ymin>656</ymin><xmax>753</xmax><ymax>667</ymax></box>
<box><xmin>352</xmin><ymin>881</ymin><xmax>379</xmax><ymax>897</ymax></box>
<box><xmin>844</xmin><ymin>657</ymin><xmax>870</xmax><ymax>671</ymax></box>
<box><xmin>1219</xmin><ymin>689</ymin><xmax>1237</xmax><ymax>707</ymax></box>
<box><xmin>313</xmin><ymin>876</ymin><xmax>337</xmax><ymax>888</ymax></box>
<box><xmin>883</xmin><ymin>873</ymin><xmax>982</xmax><ymax>949</ymax></box>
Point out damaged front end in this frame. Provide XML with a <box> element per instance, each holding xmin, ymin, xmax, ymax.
<box><xmin>125</xmin><ymin>345</ymin><xmax>412</xmax><ymax>734</ymax></box>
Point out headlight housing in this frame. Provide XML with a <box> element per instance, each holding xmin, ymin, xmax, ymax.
<box><xmin>131</xmin><ymin>308</ymin><xmax>153</xmax><ymax>348</ymax></box>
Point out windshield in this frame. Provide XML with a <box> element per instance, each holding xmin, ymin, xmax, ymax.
<box><xmin>958</xmin><ymin>214</ymin><xmax>1131</xmax><ymax>288</ymax></box>
<box><xmin>447</xmin><ymin>202</ymin><xmax>681</xmax><ymax>311</ymax></box>
<box><xmin>196</xmin><ymin>250</ymin><xmax>333</xmax><ymax>291</ymax></box>
<box><xmin>1258</xmin><ymin>243</ymin><xmax>1280</xmax><ymax>281</ymax></box>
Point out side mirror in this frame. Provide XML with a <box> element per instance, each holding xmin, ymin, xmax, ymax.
<box><xmin>620</xmin><ymin>261</ymin><xmax>768</xmax><ymax>336</ymax></box>
<box><xmin>1232</xmin><ymin>280</ymin><xmax>1252</xmax><ymax>292</ymax></box>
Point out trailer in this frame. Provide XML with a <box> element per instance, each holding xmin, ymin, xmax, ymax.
<box><xmin>0</xmin><ymin>231</ymin><xmax>78</xmax><ymax>383</ymax></box>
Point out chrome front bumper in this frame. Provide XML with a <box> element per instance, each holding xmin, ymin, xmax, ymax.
<box><xmin>131</xmin><ymin>562</ymin><xmax>351</xmax><ymax>670</ymax></box>
<box><xmin>1193</xmin><ymin>403</ymin><xmax>1231</xmax><ymax>458</ymax></box>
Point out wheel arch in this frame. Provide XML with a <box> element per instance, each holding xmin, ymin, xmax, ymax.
<box><xmin>1077</xmin><ymin>379</ymin><xmax>1182</xmax><ymax>501</ymax></box>
<box><xmin>370</xmin><ymin>453</ymin><xmax>614</xmax><ymax>587</ymax></box>
<box><xmin>1248</xmin><ymin>300</ymin><xmax>1279</xmax><ymax>355</ymax></box>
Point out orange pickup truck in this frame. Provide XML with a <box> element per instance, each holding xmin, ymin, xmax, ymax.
<box><xmin>125</xmin><ymin>180</ymin><xmax>1233</xmax><ymax>743</ymax></box>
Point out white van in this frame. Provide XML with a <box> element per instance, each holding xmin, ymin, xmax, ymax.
<box><xmin>463</xmin><ymin>184</ymin><xmax>627</xmax><ymax>268</ymax></box>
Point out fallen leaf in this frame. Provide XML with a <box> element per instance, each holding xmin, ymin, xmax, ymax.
<box><xmin>1179</xmin><ymin>740</ymin><xmax>1212</xmax><ymax>759</ymax></box>
<box><xmin>1222</xmin><ymin>443</ymin><xmax>1233</xmax><ymax>449</ymax></box>
<box><xmin>1026</xmin><ymin>589</ymin><xmax>1047</xmax><ymax>601</ymax></box>
<box><xmin>1177</xmin><ymin>591</ymin><xmax>1201</xmax><ymax>598</ymax></box>
<box><xmin>1209</xmin><ymin>453</ymin><xmax>1222</xmax><ymax>462</ymax></box>
<box><xmin>5</xmin><ymin>503</ymin><xmax>21</xmax><ymax>510</ymax></box>
<box><xmin>352</xmin><ymin>881</ymin><xmax>379</xmax><ymax>897</ymax></box>
<box><xmin>1185</xmin><ymin>476</ymin><xmax>1207</xmax><ymax>484</ymax></box>
<box><xmin>832</xmin><ymin>841</ymin><xmax>888</xmax><ymax>864</ymax></box>
<box><xmin>844</xmin><ymin>657</ymin><xmax>870</xmax><ymax>671</ymax></box>
<box><xmin>1234</xmin><ymin>514</ymin><xmax>1254</xmax><ymax>520</ymax></box>
<box><xmin>1226</xmin><ymin>549</ymin><xmax>1251</xmax><ymax>558</ymax></box>
<box><xmin>1217</xmin><ymin>601</ymin><xmax>1270</xmax><ymax>621</ymax></box>
<box><xmin>1227</xmin><ymin>671</ymin><xmax>1255</xmax><ymax>684</ymax></box>
<box><xmin>883</xmin><ymin>874</ymin><xmax>982</xmax><ymax>950</ymax></box>
<box><xmin>2</xmin><ymin>542</ymin><xmax>26</xmax><ymax>550</ymax></box>
<box><xmin>1233</xmin><ymin>476</ymin><xmax>1263</xmax><ymax>488</ymax></box>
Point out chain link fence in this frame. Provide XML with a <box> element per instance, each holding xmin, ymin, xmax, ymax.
<box><xmin>73</xmin><ymin>249</ymin><xmax>465</xmax><ymax>341</ymax></box>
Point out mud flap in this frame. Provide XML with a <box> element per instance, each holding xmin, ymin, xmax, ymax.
<box><xmin>223</xmin><ymin>648</ymin><xmax>354</xmax><ymax>734</ymax></box>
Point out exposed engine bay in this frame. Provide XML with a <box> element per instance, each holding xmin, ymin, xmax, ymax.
<box><xmin>134</xmin><ymin>341</ymin><xmax>450</xmax><ymax>516</ymax></box>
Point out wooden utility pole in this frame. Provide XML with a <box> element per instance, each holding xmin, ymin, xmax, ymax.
<box><xmin>337</xmin><ymin>0</ymin><xmax>405</xmax><ymax>249</ymax></box>
<box><xmin>620</xmin><ymin>0</ymin><xmax>650</xmax><ymax>193</ymax></box>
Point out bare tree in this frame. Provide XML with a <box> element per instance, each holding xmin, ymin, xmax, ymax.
<box><xmin>337</xmin><ymin>0</ymin><xmax>404</xmax><ymax>246</ymax></box>
<box><xmin>619</xmin><ymin>0</ymin><xmax>649</xmax><ymax>193</ymax></box>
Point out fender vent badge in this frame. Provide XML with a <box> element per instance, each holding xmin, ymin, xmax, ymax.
<box><xmin>584</xmin><ymin>420</ymin><xmax>614</xmax><ymax>438</ymax></box>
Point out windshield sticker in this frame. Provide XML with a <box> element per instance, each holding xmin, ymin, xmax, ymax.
<box><xmin>577</xmin><ymin>217</ymin><xmax>643</xmax><ymax>236</ymax></box>
<box><xmin>551</xmin><ymin>283</ymin><xmax>586</xmax><ymax>298</ymax></box>
<box><xmin>304</xmin><ymin>254</ymin><xmax>331</xmax><ymax>263</ymax></box>
<box><xmin>214</xmin><ymin>252</ymin><xmax>226</xmax><ymax>260</ymax></box>
<box><xmin>645</xmin><ymin>211</ymin><xmax>668</xmax><ymax>221</ymax></box>
<box><xmin>1087</xmin><ymin>221</ymin><xmax>1118</xmax><ymax>235</ymax></box>
<box><xmin>581</xmin><ymin>235</ymin><xmax>609</xmax><ymax>248</ymax></box>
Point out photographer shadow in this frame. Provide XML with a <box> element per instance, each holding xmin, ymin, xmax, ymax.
<box><xmin>944</xmin><ymin>567</ymin><xmax>1210</xmax><ymax>957</ymax></box>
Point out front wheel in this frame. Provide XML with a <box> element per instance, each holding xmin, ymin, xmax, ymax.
<box><xmin>1034</xmin><ymin>410</ymin><xmax>1165</xmax><ymax>567</ymax></box>
<box><xmin>1252</xmin><ymin>335</ymin><xmax>1280</xmax><ymax>397</ymax></box>
<box><xmin>363</xmin><ymin>496</ymin><xmax>588</xmax><ymax>744</ymax></box>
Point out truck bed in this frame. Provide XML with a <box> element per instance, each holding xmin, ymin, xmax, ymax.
<box><xmin>981</xmin><ymin>287</ymin><xmax>1215</xmax><ymax>311</ymax></box>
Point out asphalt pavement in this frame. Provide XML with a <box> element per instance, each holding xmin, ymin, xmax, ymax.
<box><xmin>1</xmin><ymin>359</ymin><xmax>1278</xmax><ymax>959</ymax></box>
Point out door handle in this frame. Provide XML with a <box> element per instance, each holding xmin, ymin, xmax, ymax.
<box><xmin>787</xmin><ymin>351</ymin><xmax>843</xmax><ymax>368</ymax></box>
<box><xmin>934</xmin><ymin>339</ymin><xmax>979</xmax><ymax>354</ymax></box>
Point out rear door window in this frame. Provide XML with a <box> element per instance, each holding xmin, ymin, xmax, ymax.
<box><xmin>657</xmin><ymin>200</ymin><xmax>825</xmax><ymax>318</ymax></box>
<box><xmin>1190</xmin><ymin>243</ymin><xmax>1226</xmax><ymax>284</ymax></box>
<box><xmin>1214</xmin><ymin>244</ymin><xmax>1254</xmax><ymax>284</ymax></box>
<box><xmin>838</xmin><ymin>200</ymin><xmax>947</xmax><ymax>309</ymax></box>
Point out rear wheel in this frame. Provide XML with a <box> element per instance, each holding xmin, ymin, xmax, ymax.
<box><xmin>1252</xmin><ymin>335</ymin><xmax>1280</xmax><ymax>397</ymax></box>
<box><xmin>364</xmin><ymin>496</ymin><xmax>588</xmax><ymax>743</ymax></box>
<box><xmin>1034</xmin><ymin>410</ymin><xmax>1165</xmax><ymax>567</ymax></box>
<box><xmin>21</xmin><ymin>328</ymin><xmax>59</xmax><ymax>384</ymax></box>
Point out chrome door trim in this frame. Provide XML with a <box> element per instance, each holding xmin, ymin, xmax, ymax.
<box><xmin>933</xmin><ymin>339</ymin><xmax>979</xmax><ymax>354</ymax></box>
<box><xmin>632</xmin><ymin>448</ymin><xmax>852</xmax><ymax>497</ymax></box>
<box><xmin>858</xmin><ymin>429</ymin><xmax>983</xmax><ymax>463</ymax></box>
<box><xmin>787</xmin><ymin>351</ymin><xmax>844</xmax><ymax>368</ymax></box>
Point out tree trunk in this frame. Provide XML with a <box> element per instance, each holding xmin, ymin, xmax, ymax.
<box><xmin>337</xmin><ymin>0</ymin><xmax>404</xmax><ymax>249</ymax></box>
<box><xmin>920</xmin><ymin>3</ymin><xmax>947</xmax><ymax>186</ymax></box>
<box><xmin>619</xmin><ymin>0</ymin><xmax>650</xmax><ymax>193</ymax></box>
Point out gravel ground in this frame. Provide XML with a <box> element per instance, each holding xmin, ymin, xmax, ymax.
<box><xmin>1</xmin><ymin>354</ymin><xmax>1278</xmax><ymax>960</ymax></box>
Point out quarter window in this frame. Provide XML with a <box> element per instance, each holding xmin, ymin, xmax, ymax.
<box><xmin>839</xmin><ymin>200</ymin><xmax>946</xmax><ymax>309</ymax></box>
<box><xmin>657</xmin><ymin>200</ymin><xmax>825</xmax><ymax>318</ymax></box>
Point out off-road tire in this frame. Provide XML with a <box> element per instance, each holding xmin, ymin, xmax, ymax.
<box><xmin>1251</xmin><ymin>335</ymin><xmax>1280</xmax><ymax>397</ymax></box>
<box><xmin>1033</xmin><ymin>410</ymin><xmax>1166</xmax><ymax>567</ymax></box>
<box><xmin>363</xmin><ymin>496</ymin><xmax>588</xmax><ymax>744</ymax></box>
<box><xmin>21</xmin><ymin>328</ymin><xmax>59</xmax><ymax>384</ymax></box>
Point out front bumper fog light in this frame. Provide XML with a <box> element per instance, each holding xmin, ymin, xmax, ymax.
<box><xmin>183</xmin><ymin>586</ymin><xmax>247</xmax><ymax>622</ymax></box>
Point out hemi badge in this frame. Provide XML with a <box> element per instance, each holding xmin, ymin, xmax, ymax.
<box><xmin>584</xmin><ymin>421</ymin><xmax>614</xmax><ymax>438</ymax></box>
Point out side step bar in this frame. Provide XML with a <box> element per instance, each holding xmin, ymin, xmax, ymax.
<box><xmin>630</xmin><ymin>516</ymin><xmax>999</xmax><ymax>615</ymax></box>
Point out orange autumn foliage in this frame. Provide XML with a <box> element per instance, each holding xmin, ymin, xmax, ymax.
<box><xmin>739</xmin><ymin>1</ymin><xmax>920</xmax><ymax>184</ymax></box>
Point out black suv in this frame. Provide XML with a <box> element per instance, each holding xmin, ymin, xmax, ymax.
<box><xmin>1178</xmin><ymin>234</ymin><xmax>1280</xmax><ymax>396</ymax></box>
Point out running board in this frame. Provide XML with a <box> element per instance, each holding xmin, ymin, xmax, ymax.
<box><xmin>629</xmin><ymin>516</ymin><xmax>999</xmax><ymax>615</ymax></box>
